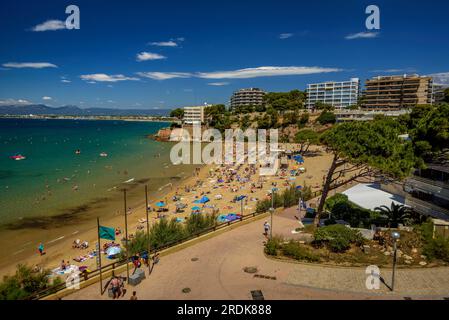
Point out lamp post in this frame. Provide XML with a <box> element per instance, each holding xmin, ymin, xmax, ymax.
<box><xmin>269</xmin><ymin>188</ymin><xmax>276</xmax><ymax>239</ymax></box>
<box><xmin>391</xmin><ymin>231</ymin><xmax>400</xmax><ymax>291</ymax></box>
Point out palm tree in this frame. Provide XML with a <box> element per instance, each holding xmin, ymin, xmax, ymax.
<box><xmin>374</xmin><ymin>202</ymin><xmax>411</xmax><ymax>228</ymax></box>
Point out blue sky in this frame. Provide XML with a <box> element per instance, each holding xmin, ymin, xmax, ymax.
<box><xmin>0</xmin><ymin>0</ymin><xmax>448</xmax><ymax>109</ymax></box>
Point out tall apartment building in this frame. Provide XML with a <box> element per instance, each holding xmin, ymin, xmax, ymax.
<box><xmin>432</xmin><ymin>83</ymin><xmax>446</xmax><ymax>104</ymax></box>
<box><xmin>230</xmin><ymin>88</ymin><xmax>266</xmax><ymax>109</ymax></box>
<box><xmin>306</xmin><ymin>78</ymin><xmax>360</xmax><ymax>109</ymax></box>
<box><xmin>363</xmin><ymin>74</ymin><xmax>433</xmax><ymax>109</ymax></box>
<box><xmin>404</xmin><ymin>163</ymin><xmax>449</xmax><ymax>220</ymax></box>
<box><xmin>183</xmin><ymin>106</ymin><xmax>205</xmax><ymax>125</ymax></box>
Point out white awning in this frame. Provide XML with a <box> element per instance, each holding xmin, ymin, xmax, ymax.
<box><xmin>342</xmin><ymin>183</ymin><xmax>405</xmax><ymax>211</ymax></box>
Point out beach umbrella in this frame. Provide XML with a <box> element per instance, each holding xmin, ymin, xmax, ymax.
<box><xmin>191</xmin><ymin>206</ymin><xmax>201</xmax><ymax>211</ymax></box>
<box><xmin>106</xmin><ymin>246</ymin><xmax>121</xmax><ymax>257</ymax></box>
<box><xmin>198</xmin><ymin>196</ymin><xmax>210</xmax><ymax>203</ymax></box>
<box><xmin>296</xmin><ymin>185</ymin><xmax>303</xmax><ymax>190</ymax></box>
<box><xmin>156</xmin><ymin>201</ymin><xmax>166</xmax><ymax>207</ymax></box>
<box><xmin>176</xmin><ymin>202</ymin><xmax>187</xmax><ymax>208</ymax></box>
<box><xmin>236</xmin><ymin>195</ymin><xmax>246</xmax><ymax>202</ymax></box>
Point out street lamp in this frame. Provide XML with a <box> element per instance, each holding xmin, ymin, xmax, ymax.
<box><xmin>269</xmin><ymin>188</ymin><xmax>276</xmax><ymax>239</ymax></box>
<box><xmin>391</xmin><ymin>231</ymin><xmax>400</xmax><ymax>291</ymax></box>
<box><xmin>269</xmin><ymin>207</ymin><xmax>274</xmax><ymax>239</ymax></box>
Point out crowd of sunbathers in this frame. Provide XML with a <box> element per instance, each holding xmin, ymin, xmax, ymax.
<box><xmin>72</xmin><ymin>239</ymin><xmax>89</xmax><ymax>249</ymax></box>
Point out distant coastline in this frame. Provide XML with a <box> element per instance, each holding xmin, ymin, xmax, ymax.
<box><xmin>0</xmin><ymin>114</ymin><xmax>179</xmax><ymax>123</ymax></box>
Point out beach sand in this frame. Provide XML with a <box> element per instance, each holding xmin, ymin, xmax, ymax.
<box><xmin>0</xmin><ymin>144</ymin><xmax>334</xmax><ymax>280</ymax></box>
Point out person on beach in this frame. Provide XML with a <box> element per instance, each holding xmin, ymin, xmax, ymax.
<box><xmin>38</xmin><ymin>243</ymin><xmax>45</xmax><ymax>256</ymax></box>
<box><xmin>141</xmin><ymin>251</ymin><xmax>149</xmax><ymax>267</ymax></box>
<box><xmin>130</xmin><ymin>291</ymin><xmax>138</xmax><ymax>300</ymax></box>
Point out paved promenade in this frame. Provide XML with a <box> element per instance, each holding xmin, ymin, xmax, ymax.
<box><xmin>67</xmin><ymin>207</ymin><xmax>449</xmax><ymax>300</ymax></box>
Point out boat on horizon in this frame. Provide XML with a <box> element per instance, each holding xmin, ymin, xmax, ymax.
<box><xmin>99</xmin><ymin>152</ymin><xmax>108</xmax><ymax>157</ymax></box>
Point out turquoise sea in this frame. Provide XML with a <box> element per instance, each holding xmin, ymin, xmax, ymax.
<box><xmin>0</xmin><ymin>118</ymin><xmax>184</xmax><ymax>225</ymax></box>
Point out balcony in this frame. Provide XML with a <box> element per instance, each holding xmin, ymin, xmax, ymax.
<box><xmin>405</xmin><ymin>196</ymin><xmax>449</xmax><ymax>220</ymax></box>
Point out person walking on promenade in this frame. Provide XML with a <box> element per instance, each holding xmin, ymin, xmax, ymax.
<box><xmin>263</xmin><ymin>221</ymin><xmax>270</xmax><ymax>237</ymax></box>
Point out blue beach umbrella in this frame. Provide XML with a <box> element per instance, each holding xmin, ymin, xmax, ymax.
<box><xmin>191</xmin><ymin>206</ymin><xmax>201</xmax><ymax>211</ymax></box>
<box><xmin>296</xmin><ymin>185</ymin><xmax>303</xmax><ymax>190</ymax></box>
<box><xmin>236</xmin><ymin>195</ymin><xmax>246</xmax><ymax>202</ymax></box>
<box><xmin>106</xmin><ymin>246</ymin><xmax>121</xmax><ymax>258</ymax></box>
<box><xmin>200</xmin><ymin>196</ymin><xmax>210</xmax><ymax>203</ymax></box>
<box><xmin>156</xmin><ymin>201</ymin><xmax>166</xmax><ymax>207</ymax></box>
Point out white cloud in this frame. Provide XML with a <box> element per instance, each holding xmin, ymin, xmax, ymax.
<box><xmin>0</xmin><ymin>99</ymin><xmax>32</xmax><ymax>106</ymax></box>
<box><xmin>208</xmin><ymin>82</ymin><xmax>230</xmax><ymax>86</ymax></box>
<box><xmin>31</xmin><ymin>20</ymin><xmax>66</xmax><ymax>32</ymax></box>
<box><xmin>176</xmin><ymin>37</ymin><xmax>185</xmax><ymax>42</ymax></box>
<box><xmin>2</xmin><ymin>62</ymin><xmax>58</xmax><ymax>69</ymax></box>
<box><xmin>371</xmin><ymin>68</ymin><xmax>416</xmax><ymax>73</ymax></box>
<box><xmin>135</xmin><ymin>66</ymin><xmax>342</xmax><ymax>81</ymax></box>
<box><xmin>196</xmin><ymin>66</ymin><xmax>342</xmax><ymax>79</ymax></box>
<box><xmin>136</xmin><ymin>52</ymin><xmax>166</xmax><ymax>61</ymax></box>
<box><xmin>427</xmin><ymin>72</ymin><xmax>449</xmax><ymax>86</ymax></box>
<box><xmin>279</xmin><ymin>33</ymin><xmax>294</xmax><ymax>39</ymax></box>
<box><xmin>61</xmin><ymin>79</ymin><xmax>71</xmax><ymax>83</ymax></box>
<box><xmin>80</xmin><ymin>74</ymin><xmax>139</xmax><ymax>83</ymax></box>
<box><xmin>42</xmin><ymin>96</ymin><xmax>52</xmax><ymax>100</ymax></box>
<box><xmin>149</xmin><ymin>41</ymin><xmax>178</xmax><ymax>47</ymax></box>
<box><xmin>345</xmin><ymin>32</ymin><xmax>379</xmax><ymax>40</ymax></box>
<box><xmin>136</xmin><ymin>72</ymin><xmax>191</xmax><ymax>80</ymax></box>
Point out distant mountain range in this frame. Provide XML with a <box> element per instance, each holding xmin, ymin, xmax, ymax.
<box><xmin>0</xmin><ymin>104</ymin><xmax>172</xmax><ymax>116</ymax></box>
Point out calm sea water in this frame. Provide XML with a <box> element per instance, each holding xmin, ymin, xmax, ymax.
<box><xmin>0</xmin><ymin>118</ymin><xmax>174</xmax><ymax>225</ymax></box>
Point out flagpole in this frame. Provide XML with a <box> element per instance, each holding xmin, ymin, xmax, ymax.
<box><xmin>124</xmin><ymin>189</ymin><xmax>130</xmax><ymax>283</ymax></box>
<box><xmin>97</xmin><ymin>217</ymin><xmax>103</xmax><ymax>295</ymax></box>
<box><xmin>145</xmin><ymin>185</ymin><xmax>151</xmax><ymax>273</ymax></box>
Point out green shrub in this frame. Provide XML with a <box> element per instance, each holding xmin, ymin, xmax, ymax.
<box><xmin>0</xmin><ymin>264</ymin><xmax>53</xmax><ymax>300</ymax></box>
<box><xmin>325</xmin><ymin>193</ymin><xmax>349</xmax><ymax>212</ymax></box>
<box><xmin>185</xmin><ymin>213</ymin><xmax>216</xmax><ymax>235</ymax></box>
<box><xmin>255</xmin><ymin>184</ymin><xmax>314</xmax><ymax>213</ymax></box>
<box><xmin>423</xmin><ymin>236</ymin><xmax>449</xmax><ymax>262</ymax></box>
<box><xmin>316</xmin><ymin>111</ymin><xmax>336</xmax><ymax>125</ymax></box>
<box><xmin>314</xmin><ymin>224</ymin><xmax>364</xmax><ymax>252</ymax></box>
<box><xmin>328</xmin><ymin>196</ymin><xmax>373</xmax><ymax>228</ymax></box>
<box><xmin>124</xmin><ymin>214</ymin><xmax>217</xmax><ymax>256</ymax></box>
<box><xmin>256</xmin><ymin>198</ymin><xmax>272</xmax><ymax>213</ymax></box>
<box><xmin>149</xmin><ymin>217</ymin><xmax>187</xmax><ymax>249</ymax></box>
<box><xmin>281</xmin><ymin>241</ymin><xmax>319</xmax><ymax>262</ymax></box>
<box><xmin>264</xmin><ymin>236</ymin><xmax>283</xmax><ymax>256</ymax></box>
<box><xmin>124</xmin><ymin>231</ymin><xmax>149</xmax><ymax>257</ymax></box>
<box><xmin>419</xmin><ymin>221</ymin><xmax>449</xmax><ymax>262</ymax></box>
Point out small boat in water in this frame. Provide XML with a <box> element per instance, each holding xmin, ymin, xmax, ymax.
<box><xmin>75</xmin><ymin>149</ymin><xmax>81</xmax><ymax>155</ymax></box>
<box><xmin>99</xmin><ymin>152</ymin><xmax>108</xmax><ymax>157</ymax></box>
<box><xmin>10</xmin><ymin>154</ymin><xmax>26</xmax><ymax>161</ymax></box>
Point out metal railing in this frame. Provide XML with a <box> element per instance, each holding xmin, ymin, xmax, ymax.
<box><xmin>26</xmin><ymin>187</ymin><xmax>324</xmax><ymax>300</ymax></box>
<box><xmin>26</xmin><ymin>210</ymin><xmax>265</xmax><ymax>300</ymax></box>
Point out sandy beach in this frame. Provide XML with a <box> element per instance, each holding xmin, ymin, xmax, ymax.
<box><xmin>0</xmin><ymin>144</ymin><xmax>334</xmax><ymax>281</ymax></box>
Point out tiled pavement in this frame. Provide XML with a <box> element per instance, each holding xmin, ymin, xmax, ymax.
<box><xmin>66</xmin><ymin>207</ymin><xmax>449</xmax><ymax>300</ymax></box>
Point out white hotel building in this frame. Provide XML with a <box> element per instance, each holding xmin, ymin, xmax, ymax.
<box><xmin>183</xmin><ymin>106</ymin><xmax>205</xmax><ymax>125</ymax></box>
<box><xmin>306</xmin><ymin>78</ymin><xmax>360</xmax><ymax>109</ymax></box>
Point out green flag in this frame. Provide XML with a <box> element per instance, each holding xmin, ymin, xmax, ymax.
<box><xmin>99</xmin><ymin>226</ymin><xmax>115</xmax><ymax>241</ymax></box>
